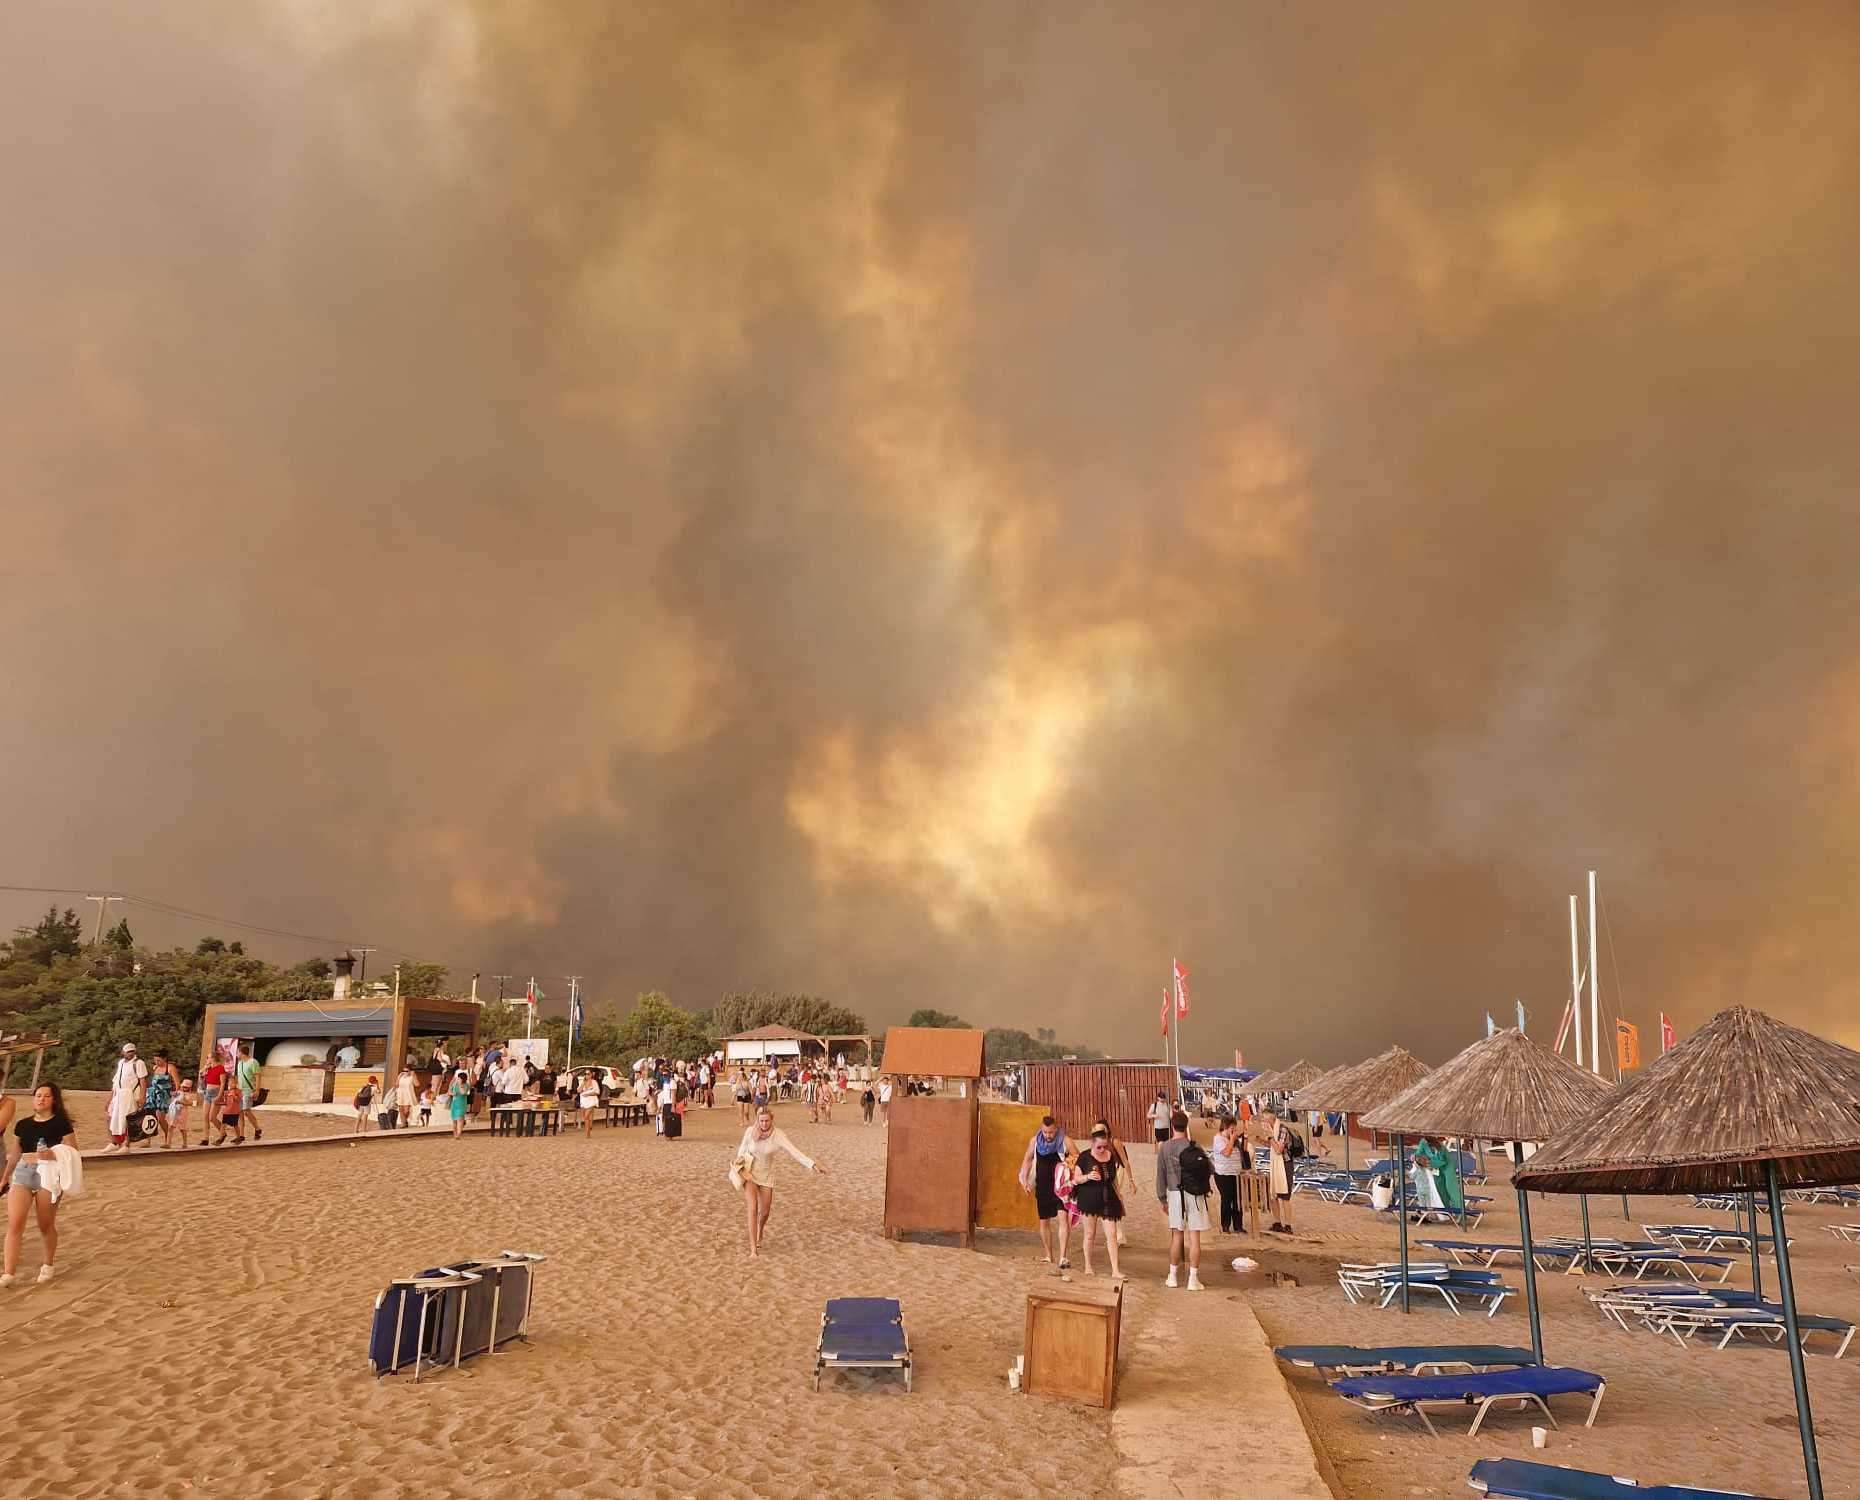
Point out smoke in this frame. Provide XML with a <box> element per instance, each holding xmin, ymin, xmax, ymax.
<box><xmin>4</xmin><ymin>1</ymin><xmax>1858</xmax><ymax>1062</ymax></box>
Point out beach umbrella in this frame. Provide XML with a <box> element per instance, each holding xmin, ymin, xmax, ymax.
<box><xmin>1251</xmin><ymin>1059</ymin><xmax>1318</xmax><ymax>1099</ymax></box>
<box><xmin>1296</xmin><ymin>1046</ymin><xmax>1432</xmax><ymax>1306</ymax></box>
<box><xmin>1516</xmin><ymin>1006</ymin><xmax>1860</xmax><ymax>1500</ymax></box>
<box><xmin>1364</xmin><ymin>1028</ymin><xmax>1609</xmax><ymax>1354</ymax></box>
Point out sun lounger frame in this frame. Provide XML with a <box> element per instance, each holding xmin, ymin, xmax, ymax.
<box><xmin>1336</xmin><ymin>1370</ymin><xmax>1605</xmax><ymax>1437</ymax></box>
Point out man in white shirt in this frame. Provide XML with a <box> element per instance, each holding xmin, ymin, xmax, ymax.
<box><xmin>877</xmin><ymin>1074</ymin><xmax>893</xmax><ymax>1127</ymax></box>
<box><xmin>105</xmin><ymin>1043</ymin><xmax>149</xmax><ymax>1152</ymax></box>
<box><xmin>492</xmin><ymin>1060</ymin><xmax>526</xmax><ymax>1107</ymax></box>
<box><xmin>1148</xmin><ymin>1092</ymin><xmax>1172</xmax><ymax>1145</ymax></box>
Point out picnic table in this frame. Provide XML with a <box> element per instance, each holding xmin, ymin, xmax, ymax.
<box><xmin>491</xmin><ymin>1104</ymin><xmax>562</xmax><ymax>1138</ymax></box>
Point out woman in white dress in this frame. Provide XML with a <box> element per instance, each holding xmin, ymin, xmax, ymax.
<box><xmin>734</xmin><ymin>1104</ymin><xmax>827</xmax><ymax>1258</ymax></box>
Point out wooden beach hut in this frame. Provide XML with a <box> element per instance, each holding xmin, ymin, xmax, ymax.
<box><xmin>1516</xmin><ymin>1006</ymin><xmax>1860</xmax><ymax>1500</ymax></box>
<box><xmin>881</xmin><ymin>1026</ymin><xmax>986</xmax><ymax>1247</ymax></box>
<box><xmin>1363</xmin><ymin>1027</ymin><xmax>1609</xmax><ymax>1339</ymax></box>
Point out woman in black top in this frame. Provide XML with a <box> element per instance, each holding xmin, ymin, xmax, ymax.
<box><xmin>1073</xmin><ymin>1128</ymin><xmax>1125</xmax><ymax>1280</ymax></box>
<box><xmin>4</xmin><ymin>1083</ymin><xmax>74</xmax><ymax>1287</ymax></box>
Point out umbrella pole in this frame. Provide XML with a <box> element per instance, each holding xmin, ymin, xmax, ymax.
<box><xmin>1395</xmin><ymin>1131</ymin><xmax>1410</xmax><ymax>1314</ymax></box>
<box><xmin>1765</xmin><ymin>1161</ymin><xmax>1822</xmax><ymax>1500</ymax></box>
<box><xmin>1746</xmin><ymin>1190</ymin><xmax>1763</xmax><ymax>1299</ymax></box>
<box><xmin>1579</xmin><ymin>1194</ymin><xmax>1593</xmax><ymax>1274</ymax></box>
<box><xmin>1515</xmin><ymin>1142</ymin><xmax>1544</xmax><ymax>1365</ymax></box>
<box><xmin>1621</xmin><ymin>1194</ymin><xmax>1630</xmax><ymax>1221</ymax></box>
<box><xmin>1344</xmin><ymin>1113</ymin><xmax>1350</xmax><ymax>1172</ymax></box>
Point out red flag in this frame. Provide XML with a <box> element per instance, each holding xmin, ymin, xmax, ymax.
<box><xmin>1160</xmin><ymin>991</ymin><xmax>1171</xmax><ymax>1037</ymax></box>
<box><xmin>1660</xmin><ymin>1012</ymin><xmax>1676</xmax><ymax>1054</ymax></box>
<box><xmin>1234</xmin><ymin>1048</ymin><xmax>1244</xmax><ymax>1071</ymax></box>
<box><xmin>526</xmin><ymin>977</ymin><xmax>537</xmax><ymax>1010</ymax></box>
<box><xmin>1173</xmin><ymin>958</ymin><xmax>1190</xmax><ymax>1019</ymax></box>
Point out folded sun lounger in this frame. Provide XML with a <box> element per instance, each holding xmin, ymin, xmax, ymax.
<box><xmin>1276</xmin><ymin>1344</ymin><xmax>1535</xmax><ymax>1376</ymax></box>
<box><xmin>1467</xmin><ymin>1456</ymin><xmax>1772</xmax><ymax>1499</ymax></box>
<box><xmin>814</xmin><ymin>1296</ymin><xmax>911</xmax><ymax>1391</ymax></box>
<box><xmin>1332</xmin><ymin>1364</ymin><xmax>1605</xmax><ymax>1437</ymax></box>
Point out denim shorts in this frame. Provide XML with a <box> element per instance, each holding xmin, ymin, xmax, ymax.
<box><xmin>11</xmin><ymin>1162</ymin><xmax>41</xmax><ymax>1192</ymax></box>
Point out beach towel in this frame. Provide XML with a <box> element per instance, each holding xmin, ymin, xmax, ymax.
<box><xmin>35</xmin><ymin>1144</ymin><xmax>85</xmax><ymax>1203</ymax></box>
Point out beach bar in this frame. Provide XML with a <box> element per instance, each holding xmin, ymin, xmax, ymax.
<box><xmin>198</xmin><ymin>996</ymin><xmax>481</xmax><ymax>1105</ymax></box>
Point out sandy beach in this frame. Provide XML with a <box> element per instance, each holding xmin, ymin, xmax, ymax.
<box><xmin>5</xmin><ymin>1105</ymin><xmax>1853</xmax><ymax>1499</ymax></box>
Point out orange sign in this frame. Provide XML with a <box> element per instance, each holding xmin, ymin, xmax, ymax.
<box><xmin>1615</xmin><ymin>1019</ymin><xmax>1641</xmax><ymax>1072</ymax></box>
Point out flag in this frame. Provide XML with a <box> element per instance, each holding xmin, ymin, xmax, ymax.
<box><xmin>525</xmin><ymin>977</ymin><xmax>538</xmax><ymax>1011</ymax></box>
<box><xmin>1660</xmin><ymin>1012</ymin><xmax>1676</xmax><ymax>1054</ymax></box>
<box><xmin>1515</xmin><ymin>999</ymin><xmax>1527</xmax><ymax>1034</ymax></box>
<box><xmin>1160</xmin><ymin>990</ymin><xmax>1171</xmax><ymax>1037</ymax></box>
<box><xmin>570</xmin><ymin>988</ymin><xmax>584</xmax><ymax>1042</ymax></box>
<box><xmin>1234</xmin><ymin>1048</ymin><xmax>1244</xmax><ymax>1071</ymax></box>
<box><xmin>1173</xmin><ymin>958</ymin><xmax>1190</xmax><ymax>1019</ymax></box>
<box><xmin>1485</xmin><ymin>1012</ymin><xmax>1497</xmax><ymax>1038</ymax></box>
<box><xmin>1616</xmin><ymin>1019</ymin><xmax>1641</xmax><ymax>1071</ymax></box>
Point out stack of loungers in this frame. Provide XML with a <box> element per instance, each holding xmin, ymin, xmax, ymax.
<box><xmin>1586</xmin><ymin>1284</ymin><xmax>1855</xmax><ymax>1357</ymax></box>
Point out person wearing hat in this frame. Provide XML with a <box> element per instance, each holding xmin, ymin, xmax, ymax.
<box><xmin>104</xmin><ymin>1043</ymin><xmax>148</xmax><ymax>1153</ymax></box>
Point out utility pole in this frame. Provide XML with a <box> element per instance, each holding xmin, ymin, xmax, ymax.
<box><xmin>85</xmin><ymin>893</ymin><xmax>123</xmax><ymax>945</ymax></box>
<box><xmin>352</xmin><ymin>947</ymin><xmax>378</xmax><ymax>988</ymax></box>
<box><xmin>393</xmin><ymin>963</ymin><xmax>402</xmax><ymax>1001</ymax></box>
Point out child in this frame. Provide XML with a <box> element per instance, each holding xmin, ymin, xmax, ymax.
<box><xmin>214</xmin><ymin>1081</ymin><xmax>244</xmax><ymax>1145</ymax></box>
<box><xmin>417</xmin><ymin>1086</ymin><xmax>435</xmax><ymax>1127</ymax></box>
<box><xmin>169</xmin><ymin>1078</ymin><xmax>199</xmax><ymax>1148</ymax></box>
<box><xmin>353</xmin><ymin>1075</ymin><xmax>378</xmax><ymax>1135</ymax></box>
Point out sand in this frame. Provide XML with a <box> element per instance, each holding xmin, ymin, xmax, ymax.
<box><xmin>1241</xmin><ymin>1140</ymin><xmax>1860</xmax><ymax>1499</ymax></box>
<box><xmin>2</xmin><ymin>1100</ymin><xmax>1322</xmax><ymax>1500</ymax></box>
<box><xmin>10</xmin><ymin>1105</ymin><xmax>1852</xmax><ymax>1499</ymax></box>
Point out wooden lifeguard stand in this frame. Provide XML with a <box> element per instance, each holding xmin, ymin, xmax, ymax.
<box><xmin>880</xmin><ymin>1025</ymin><xmax>986</xmax><ymax>1247</ymax></box>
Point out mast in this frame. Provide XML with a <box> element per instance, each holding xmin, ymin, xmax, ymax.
<box><xmin>1568</xmin><ymin>894</ymin><xmax>1584</xmax><ymax>1067</ymax></box>
<box><xmin>1587</xmin><ymin>871</ymin><xmax>1601</xmax><ymax>1077</ymax></box>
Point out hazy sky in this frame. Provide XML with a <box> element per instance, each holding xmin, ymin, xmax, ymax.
<box><xmin>5</xmin><ymin>2</ymin><xmax>1858</xmax><ymax>1064</ymax></box>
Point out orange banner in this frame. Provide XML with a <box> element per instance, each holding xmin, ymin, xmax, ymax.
<box><xmin>1615</xmin><ymin>1019</ymin><xmax>1641</xmax><ymax>1072</ymax></box>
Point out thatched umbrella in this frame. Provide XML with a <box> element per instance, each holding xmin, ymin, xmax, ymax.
<box><xmin>1363</xmin><ymin>1028</ymin><xmax>1609</xmax><ymax>1345</ymax></box>
<box><xmin>1249</xmin><ymin>1059</ymin><xmax>1318</xmax><ymax>1098</ymax></box>
<box><xmin>1516</xmin><ymin>1006</ymin><xmax>1860</xmax><ymax>1500</ymax></box>
<box><xmin>1293</xmin><ymin>1046</ymin><xmax>1432</xmax><ymax>1174</ymax></box>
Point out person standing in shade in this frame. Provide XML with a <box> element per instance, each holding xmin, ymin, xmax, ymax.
<box><xmin>1147</xmin><ymin>1091</ymin><xmax>1171</xmax><ymax>1146</ymax></box>
<box><xmin>236</xmin><ymin>1045</ymin><xmax>264</xmax><ymax>1142</ymax></box>
<box><xmin>1266</xmin><ymin>1113</ymin><xmax>1299</xmax><ymax>1234</ymax></box>
<box><xmin>1211</xmin><ymin>1113</ymin><xmax>1248</xmax><ymax>1233</ymax></box>
<box><xmin>1072</xmin><ymin>1127</ymin><xmax>1125</xmax><ymax>1279</ymax></box>
<box><xmin>1016</xmin><ymin>1116</ymin><xmax>1072</xmax><ymax>1270</ymax></box>
<box><xmin>1155</xmin><ymin>1110</ymin><xmax>1211</xmax><ymax>1290</ymax></box>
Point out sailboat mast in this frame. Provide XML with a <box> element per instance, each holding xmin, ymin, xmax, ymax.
<box><xmin>1587</xmin><ymin>870</ymin><xmax>1601</xmax><ymax>1078</ymax></box>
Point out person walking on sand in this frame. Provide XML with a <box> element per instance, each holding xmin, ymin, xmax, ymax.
<box><xmin>1156</xmin><ymin>1110</ymin><xmax>1212</xmax><ymax>1290</ymax></box>
<box><xmin>169</xmin><ymin>1078</ymin><xmax>199</xmax><ymax>1148</ymax></box>
<box><xmin>1148</xmin><ymin>1090</ymin><xmax>1171</xmax><ymax>1146</ymax></box>
<box><xmin>352</xmin><ymin>1075</ymin><xmax>379</xmax><ymax>1134</ymax></box>
<box><xmin>735</xmin><ymin>1103</ymin><xmax>826</xmax><ymax>1259</ymax></box>
<box><xmin>1089</xmin><ymin>1118</ymin><xmax>1134</xmax><ymax>1248</ymax></box>
<box><xmin>394</xmin><ymin>1066</ymin><xmax>418</xmax><ymax>1129</ymax></box>
<box><xmin>236</xmin><ymin>1045</ymin><xmax>265</xmax><ymax>1142</ymax></box>
<box><xmin>577</xmin><ymin>1070</ymin><xmax>599</xmax><ymax>1136</ymax></box>
<box><xmin>104</xmin><ymin>1043</ymin><xmax>147</xmax><ymax>1153</ymax></box>
<box><xmin>145</xmin><ymin>1050</ymin><xmax>181</xmax><ymax>1149</ymax></box>
<box><xmin>1072</xmin><ymin>1127</ymin><xmax>1125</xmax><ymax>1279</ymax></box>
<box><xmin>214</xmin><ymin>1078</ymin><xmax>245</xmax><ymax>1144</ymax></box>
<box><xmin>1212</xmin><ymin>1113</ymin><xmax>1247</xmax><ymax>1234</ymax></box>
<box><xmin>877</xmin><ymin>1074</ymin><xmax>893</xmax><ymax>1126</ymax></box>
<box><xmin>860</xmin><ymin>1083</ymin><xmax>875</xmax><ymax>1124</ymax></box>
<box><xmin>1017</xmin><ymin>1116</ymin><xmax>1072</xmax><ymax>1269</ymax></box>
<box><xmin>448</xmin><ymin>1070</ymin><xmax>471</xmax><ymax>1138</ymax></box>
<box><xmin>3</xmin><ymin>1083</ymin><xmax>76</xmax><ymax>1286</ymax></box>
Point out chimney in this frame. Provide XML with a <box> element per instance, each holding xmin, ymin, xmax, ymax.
<box><xmin>332</xmin><ymin>952</ymin><xmax>356</xmax><ymax>1002</ymax></box>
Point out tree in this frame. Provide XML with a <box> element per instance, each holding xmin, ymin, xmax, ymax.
<box><xmin>7</xmin><ymin>906</ymin><xmax>84</xmax><ymax>966</ymax></box>
<box><xmin>195</xmin><ymin>936</ymin><xmax>227</xmax><ymax>956</ymax></box>
<box><xmin>392</xmin><ymin>960</ymin><xmax>449</xmax><ymax>999</ymax></box>
<box><xmin>907</xmin><ymin>1008</ymin><xmax>971</xmax><ymax>1030</ymax></box>
<box><xmin>983</xmin><ymin>1027</ymin><xmax>1106</xmax><ymax>1069</ymax></box>
<box><xmin>713</xmin><ymin>991</ymin><xmax>867</xmax><ymax>1039</ymax></box>
<box><xmin>104</xmin><ymin>918</ymin><xmax>135</xmax><ymax>950</ymax></box>
<box><xmin>616</xmin><ymin>991</ymin><xmax>714</xmax><ymax>1060</ymax></box>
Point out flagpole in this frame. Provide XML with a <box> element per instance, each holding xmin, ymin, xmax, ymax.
<box><xmin>565</xmin><ymin>977</ymin><xmax>576</xmax><ymax>1072</ymax></box>
<box><xmin>527</xmin><ymin>977</ymin><xmax>534</xmax><ymax>1041</ymax></box>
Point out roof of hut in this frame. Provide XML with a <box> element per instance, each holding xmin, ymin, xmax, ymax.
<box><xmin>1250</xmin><ymin>1059</ymin><xmax>1319</xmax><ymax>1094</ymax></box>
<box><xmin>1360</xmin><ymin>1028</ymin><xmax>1610</xmax><ymax>1141</ymax></box>
<box><xmin>1515</xmin><ymin>1006</ymin><xmax>1860</xmax><ymax>1195</ymax></box>
<box><xmin>1292</xmin><ymin>1045</ymin><xmax>1430</xmax><ymax>1114</ymax></box>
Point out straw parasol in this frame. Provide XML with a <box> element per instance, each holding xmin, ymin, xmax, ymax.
<box><xmin>1517</xmin><ymin>1006</ymin><xmax>1860</xmax><ymax>1500</ymax></box>
<box><xmin>1361</xmin><ymin>1028</ymin><xmax>1609</xmax><ymax>1345</ymax></box>
<box><xmin>1250</xmin><ymin>1059</ymin><xmax>1319</xmax><ymax>1096</ymax></box>
<box><xmin>1294</xmin><ymin>1045</ymin><xmax>1430</xmax><ymax>1115</ymax></box>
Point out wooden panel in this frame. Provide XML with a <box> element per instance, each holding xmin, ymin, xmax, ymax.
<box><xmin>1023</xmin><ymin>1279</ymin><xmax>1121</xmax><ymax>1409</ymax></box>
<box><xmin>976</xmin><ymin>1102</ymin><xmax>1048</xmax><ymax>1230</ymax></box>
<box><xmin>883</xmin><ymin>1095</ymin><xmax>977</xmax><ymax>1240</ymax></box>
<box><xmin>880</xmin><ymin>1026</ymin><xmax>986</xmax><ymax>1079</ymax></box>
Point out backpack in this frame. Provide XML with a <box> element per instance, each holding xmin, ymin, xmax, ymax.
<box><xmin>1176</xmin><ymin>1141</ymin><xmax>1215</xmax><ymax>1199</ymax></box>
<box><xmin>1283</xmin><ymin>1129</ymin><xmax>1305</xmax><ymax>1162</ymax></box>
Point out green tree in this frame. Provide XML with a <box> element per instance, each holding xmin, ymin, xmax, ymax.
<box><xmin>195</xmin><ymin>936</ymin><xmax>227</xmax><ymax>956</ymax></box>
<box><xmin>616</xmin><ymin>991</ymin><xmax>714</xmax><ymax>1059</ymax></box>
<box><xmin>713</xmin><ymin>991</ymin><xmax>867</xmax><ymax>1039</ymax></box>
<box><xmin>104</xmin><ymin>918</ymin><xmax>135</xmax><ymax>950</ymax></box>
<box><xmin>907</xmin><ymin>1008</ymin><xmax>971</xmax><ymax>1030</ymax></box>
<box><xmin>982</xmin><ymin>1027</ymin><xmax>1105</xmax><ymax>1068</ymax></box>
<box><xmin>392</xmin><ymin>960</ymin><xmax>449</xmax><ymax>998</ymax></box>
<box><xmin>8</xmin><ymin>906</ymin><xmax>84</xmax><ymax>966</ymax></box>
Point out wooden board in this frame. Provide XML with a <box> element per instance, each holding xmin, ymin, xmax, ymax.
<box><xmin>883</xmin><ymin>1094</ymin><xmax>978</xmax><ymax>1243</ymax></box>
<box><xmin>1023</xmin><ymin>1278</ymin><xmax>1122</xmax><ymax>1409</ymax></box>
<box><xmin>976</xmin><ymin>1102</ymin><xmax>1048</xmax><ymax>1230</ymax></box>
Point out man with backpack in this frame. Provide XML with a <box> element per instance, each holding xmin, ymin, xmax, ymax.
<box><xmin>1154</xmin><ymin>1110</ymin><xmax>1211</xmax><ymax>1290</ymax></box>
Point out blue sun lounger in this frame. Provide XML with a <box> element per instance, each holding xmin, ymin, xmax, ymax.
<box><xmin>1276</xmin><ymin>1344</ymin><xmax>1535</xmax><ymax>1376</ymax></box>
<box><xmin>1467</xmin><ymin>1457</ymin><xmax>1771</xmax><ymax>1498</ymax></box>
<box><xmin>1332</xmin><ymin>1365</ymin><xmax>1605</xmax><ymax>1437</ymax></box>
<box><xmin>814</xmin><ymin>1297</ymin><xmax>911</xmax><ymax>1391</ymax></box>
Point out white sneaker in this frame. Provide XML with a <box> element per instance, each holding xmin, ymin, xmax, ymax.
<box><xmin>1186</xmin><ymin>1273</ymin><xmax>1204</xmax><ymax>1291</ymax></box>
<box><xmin>1164</xmin><ymin>1268</ymin><xmax>1179</xmax><ymax>1288</ymax></box>
<box><xmin>0</xmin><ymin>1273</ymin><xmax>15</xmax><ymax>1288</ymax></box>
<box><xmin>35</xmin><ymin>1265</ymin><xmax>53</xmax><ymax>1284</ymax></box>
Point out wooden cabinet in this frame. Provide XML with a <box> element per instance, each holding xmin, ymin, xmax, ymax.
<box><xmin>1023</xmin><ymin>1278</ymin><xmax>1122</xmax><ymax>1409</ymax></box>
